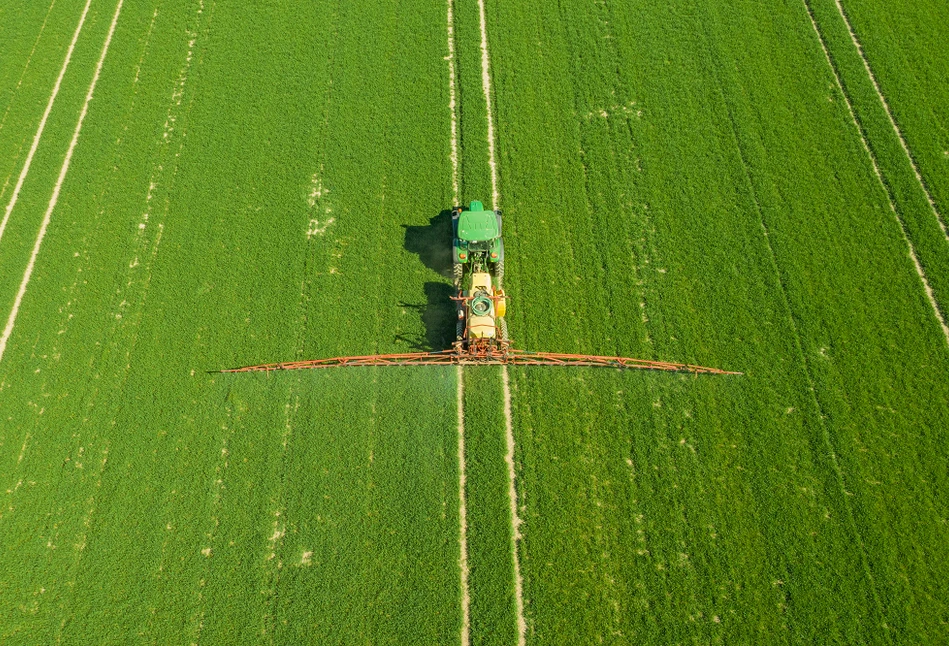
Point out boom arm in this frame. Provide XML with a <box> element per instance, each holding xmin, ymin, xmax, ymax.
<box><xmin>220</xmin><ymin>349</ymin><xmax>741</xmax><ymax>375</ymax></box>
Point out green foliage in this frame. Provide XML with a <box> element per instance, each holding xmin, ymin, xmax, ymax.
<box><xmin>1</xmin><ymin>0</ymin><xmax>948</xmax><ymax>643</ymax></box>
<box><xmin>0</xmin><ymin>0</ymin><xmax>121</xmax><ymax>323</ymax></box>
<box><xmin>463</xmin><ymin>368</ymin><xmax>518</xmax><ymax>646</ymax></box>
<box><xmin>453</xmin><ymin>0</ymin><xmax>493</xmax><ymax>203</ymax></box>
<box><xmin>0</xmin><ymin>0</ymin><xmax>461</xmax><ymax>642</ymax></box>
<box><xmin>834</xmin><ymin>0</ymin><xmax>949</xmax><ymax>221</ymax></box>
<box><xmin>484</xmin><ymin>0</ymin><xmax>949</xmax><ymax>641</ymax></box>
<box><xmin>0</xmin><ymin>0</ymin><xmax>92</xmax><ymax>200</ymax></box>
<box><xmin>807</xmin><ymin>0</ymin><xmax>949</xmax><ymax>325</ymax></box>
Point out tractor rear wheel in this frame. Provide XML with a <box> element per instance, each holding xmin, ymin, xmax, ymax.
<box><xmin>453</xmin><ymin>261</ymin><xmax>463</xmax><ymax>288</ymax></box>
<box><xmin>495</xmin><ymin>258</ymin><xmax>504</xmax><ymax>285</ymax></box>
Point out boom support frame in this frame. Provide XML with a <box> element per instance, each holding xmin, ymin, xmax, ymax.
<box><xmin>221</xmin><ymin>349</ymin><xmax>740</xmax><ymax>375</ymax></box>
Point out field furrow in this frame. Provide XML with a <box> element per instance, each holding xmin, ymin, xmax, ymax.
<box><xmin>0</xmin><ymin>0</ymin><xmax>463</xmax><ymax>641</ymax></box>
<box><xmin>0</xmin><ymin>0</ymin><xmax>946</xmax><ymax>642</ymax></box>
<box><xmin>0</xmin><ymin>0</ymin><xmax>92</xmax><ymax>242</ymax></box>
<box><xmin>448</xmin><ymin>1</ymin><xmax>538</xmax><ymax>643</ymax></box>
<box><xmin>0</xmin><ymin>0</ymin><xmax>126</xmax><ymax>368</ymax></box>
<box><xmin>0</xmin><ymin>0</ymin><xmax>58</xmax><ymax>140</ymax></box>
<box><xmin>806</xmin><ymin>0</ymin><xmax>949</xmax><ymax>327</ymax></box>
<box><xmin>0</xmin><ymin>0</ymin><xmax>91</xmax><ymax>203</ymax></box>
<box><xmin>835</xmin><ymin>0</ymin><xmax>949</xmax><ymax>226</ymax></box>
<box><xmin>0</xmin><ymin>0</ymin><xmax>120</xmax><ymax>346</ymax></box>
<box><xmin>487</xmin><ymin>0</ymin><xmax>949</xmax><ymax>641</ymax></box>
<box><xmin>461</xmin><ymin>367</ymin><xmax>517</xmax><ymax>646</ymax></box>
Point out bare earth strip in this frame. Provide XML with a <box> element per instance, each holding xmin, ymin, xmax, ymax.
<box><xmin>719</xmin><ymin>72</ymin><xmax>888</xmax><ymax>622</ymax></box>
<box><xmin>475</xmin><ymin>0</ymin><xmax>526</xmax><ymax>641</ymax></box>
<box><xmin>802</xmin><ymin>1</ymin><xmax>949</xmax><ymax>347</ymax></box>
<box><xmin>456</xmin><ymin>366</ymin><xmax>470</xmax><ymax>646</ymax></box>
<box><xmin>446</xmin><ymin>0</ymin><xmax>460</xmax><ymax>206</ymax></box>
<box><xmin>0</xmin><ymin>0</ymin><xmax>159</xmax><ymax>526</ymax></box>
<box><xmin>446</xmin><ymin>0</ymin><xmax>470</xmax><ymax>640</ymax></box>
<box><xmin>477</xmin><ymin>0</ymin><xmax>499</xmax><ymax>212</ymax></box>
<box><xmin>834</xmin><ymin>0</ymin><xmax>948</xmax><ymax>240</ymax></box>
<box><xmin>502</xmin><ymin>365</ymin><xmax>526</xmax><ymax>646</ymax></box>
<box><xmin>0</xmin><ymin>0</ymin><xmax>94</xmax><ymax>246</ymax></box>
<box><xmin>0</xmin><ymin>0</ymin><xmax>126</xmax><ymax>364</ymax></box>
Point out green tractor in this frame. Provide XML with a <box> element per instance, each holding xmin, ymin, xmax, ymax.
<box><xmin>452</xmin><ymin>201</ymin><xmax>503</xmax><ymax>288</ymax></box>
<box><xmin>452</xmin><ymin>201</ymin><xmax>507</xmax><ymax>347</ymax></box>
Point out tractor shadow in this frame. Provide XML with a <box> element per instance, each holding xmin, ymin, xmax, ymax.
<box><xmin>403</xmin><ymin>209</ymin><xmax>453</xmax><ymax>277</ymax></box>
<box><xmin>396</xmin><ymin>283</ymin><xmax>456</xmax><ymax>351</ymax></box>
<box><xmin>400</xmin><ymin>210</ymin><xmax>456</xmax><ymax>351</ymax></box>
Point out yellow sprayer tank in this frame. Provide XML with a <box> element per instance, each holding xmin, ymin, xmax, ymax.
<box><xmin>468</xmin><ymin>272</ymin><xmax>496</xmax><ymax>339</ymax></box>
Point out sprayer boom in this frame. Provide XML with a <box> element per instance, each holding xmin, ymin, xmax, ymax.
<box><xmin>220</xmin><ymin>349</ymin><xmax>740</xmax><ymax>375</ymax></box>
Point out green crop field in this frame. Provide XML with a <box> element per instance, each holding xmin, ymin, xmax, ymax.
<box><xmin>1</xmin><ymin>0</ymin><xmax>947</xmax><ymax>643</ymax></box>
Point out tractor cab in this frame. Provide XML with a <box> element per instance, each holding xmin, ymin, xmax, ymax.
<box><xmin>457</xmin><ymin>203</ymin><xmax>499</xmax><ymax>242</ymax></box>
<box><xmin>452</xmin><ymin>201</ymin><xmax>503</xmax><ymax>273</ymax></box>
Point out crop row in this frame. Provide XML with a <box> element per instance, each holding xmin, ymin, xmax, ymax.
<box><xmin>483</xmin><ymin>0</ymin><xmax>949</xmax><ymax>641</ymax></box>
<box><xmin>445</xmin><ymin>2</ymin><xmax>528</xmax><ymax>644</ymax></box>
<box><xmin>0</xmin><ymin>0</ymin><xmax>85</xmax><ymax>196</ymax></box>
<box><xmin>807</xmin><ymin>0</ymin><xmax>949</xmax><ymax>329</ymax></box>
<box><xmin>0</xmin><ymin>0</ymin><xmax>118</xmax><ymax>324</ymax></box>
<box><xmin>3</xmin><ymin>0</ymin><xmax>945</xmax><ymax>641</ymax></box>
<box><xmin>834</xmin><ymin>0</ymin><xmax>949</xmax><ymax>223</ymax></box>
<box><xmin>452</xmin><ymin>0</ymin><xmax>493</xmax><ymax>205</ymax></box>
<box><xmin>461</xmin><ymin>367</ymin><xmax>518</xmax><ymax>646</ymax></box>
<box><xmin>0</xmin><ymin>0</ymin><xmax>466</xmax><ymax>642</ymax></box>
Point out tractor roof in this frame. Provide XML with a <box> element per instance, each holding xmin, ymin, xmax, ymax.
<box><xmin>458</xmin><ymin>205</ymin><xmax>499</xmax><ymax>242</ymax></box>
